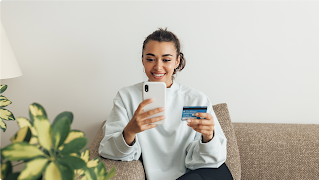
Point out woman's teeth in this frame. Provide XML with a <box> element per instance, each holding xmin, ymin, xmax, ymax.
<box><xmin>153</xmin><ymin>73</ymin><xmax>164</xmax><ymax>77</ymax></box>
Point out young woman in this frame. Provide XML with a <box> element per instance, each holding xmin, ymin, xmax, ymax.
<box><xmin>99</xmin><ymin>29</ymin><xmax>233</xmax><ymax>180</ymax></box>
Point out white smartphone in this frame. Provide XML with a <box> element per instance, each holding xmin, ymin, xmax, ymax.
<box><xmin>142</xmin><ymin>82</ymin><xmax>166</xmax><ymax>125</ymax></box>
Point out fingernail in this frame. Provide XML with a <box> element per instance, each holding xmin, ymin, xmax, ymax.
<box><xmin>194</xmin><ymin>113</ymin><xmax>198</xmax><ymax>116</ymax></box>
<box><xmin>187</xmin><ymin>120</ymin><xmax>191</xmax><ymax>123</ymax></box>
<box><xmin>161</xmin><ymin>107</ymin><xmax>165</xmax><ymax>111</ymax></box>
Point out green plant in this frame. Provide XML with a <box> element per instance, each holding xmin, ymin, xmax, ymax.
<box><xmin>1</xmin><ymin>102</ymin><xmax>115</xmax><ymax>180</ymax></box>
<box><xmin>0</xmin><ymin>85</ymin><xmax>16</xmax><ymax>132</ymax></box>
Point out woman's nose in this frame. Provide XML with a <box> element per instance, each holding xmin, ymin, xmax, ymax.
<box><xmin>154</xmin><ymin>60</ymin><xmax>163</xmax><ymax>70</ymax></box>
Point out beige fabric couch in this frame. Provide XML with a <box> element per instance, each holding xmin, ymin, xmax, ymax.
<box><xmin>89</xmin><ymin>103</ymin><xmax>319</xmax><ymax>180</ymax></box>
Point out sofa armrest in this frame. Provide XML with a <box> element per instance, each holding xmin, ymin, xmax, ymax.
<box><xmin>233</xmin><ymin>123</ymin><xmax>319</xmax><ymax>180</ymax></box>
<box><xmin>89</xmin><ymin>121</ymin><xmax>145</xmax><ymax>180</ymax></box>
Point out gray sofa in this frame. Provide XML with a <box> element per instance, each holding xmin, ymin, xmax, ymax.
<box><xmin>89</xmin><ymin>103</ymin><xmax>319</xmax><ymax>180</ymax></box>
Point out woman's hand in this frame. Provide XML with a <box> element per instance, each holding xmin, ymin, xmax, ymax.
<box><xmin>123</xmin><ymin>98</ymin><xmax>165</xmax><ymax>145</ymax></box>
<box><xmin>187</xmin><ymin>113</ymin><xmax>215</xmax><ymax>143</ymax></box>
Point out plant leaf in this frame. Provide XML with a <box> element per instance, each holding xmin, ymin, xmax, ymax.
<box><xmin>56</xmin><ymin>162</ymin><xmax>74</xmax><ymax>180</ymax></box>
<box><xmin>44</xmin><ymin>162</ymin><xmax>61</xmax><ymax>180</ymax></box>
<box><xmin>5</xmin><ymin>172</ymin><xmax>20</xmax><ymax>180</ymax></box>
<box><xmin>0</xmin><ymin>108</ymin><xmax>15</xmax><ymax>121</ymax></box>
<box><xmin>84</xmin><ymin>167</ymin><xmax>97</xmax><ymax>180</ymax></box>
<box><xmin>10</xmin><ymin>126</ymin><xmax>32</xmax><ymax>143</ymax></box>
<box><xmin>0</xmin><ymin>85</ymin><xmax>7</xmax><ymax>94</ymax></box>
<box><xmin>52</xmin><ymin>115</ymin><xmax>70</xmax><ymax>151</ymax></box>
<box><xmin>2</xmin><ymin>142</ymin><xmax>45</xmax><ymax>161</ymax></box>
<box><xmin>60</xmin><ymin>137</ymin><xmax>87</xmax><ymax>155</ymax></box>
<box><xmin>29</xmin><ymin>102</ymin><xmax>47</xmax><ymax>124</ymax></box>
<box><xmin>57</xmin><ymin>155</ymin><xmax>86</xmax><ymax>170</ymax></box>
<box><xmin>16</xmin><ymin>117</ymin><xmax>37</xmax><ymax>135</ymax></box>
<box><xmin>64</xmin><ymin>130</ymin><xmax>85</xmax><ymax>144</ymax></box>
<box><xmin>18</xmin><ymin>157</ymin><xmax>48</xmax><ymax>180</ymax></box>
<box><xmin>74</xmin><ymin>169</ymin><xmax>85</xmax><ymax>179</ymax></box>
<box><xmin>1</xmin><ymin>161</ymin><xmax>12</xmax><ymax>180</ymax></box>
<box><xmin>1</xmin><ymin>151</ymin><xmax>4</xmax><ymax>163</ymax></box>
<box><xmin>80</xmin><ymin>148</ymin><xmax>90</xmax><ymax>163</ymax></box>
<box><xmin>0</xmin><ymin>95</ymin><xmax>12</xmax><ymax>107</ymax></box>
<box><xmin>0</xmin><ymin>167</ymin><xmax>5</xmax><ymax>180</ymax></box>
<box><xmin>87</xmin><ymin>158</ymin><xmax>99</xmax><ymax>168</ymax></box>
<box><xmin>52</xmin><ymin>111</ymin><xmax>73</xmax><ymax>127</ymax></box>
<box><xmin>30</xmin><ymin>103</ymin><xmax>52</xmax><ymax>151</ymax></box>
<box><xmin>104</xmin><ymin>166</ymin><xmax>115</xmax><ymax>180</ymax></box>
<box><xmin>29</xmin><ymin>137</ymin><xmax>39</xmax><ymax>145</ymax></box>
<box><xmin>94</xmin><ymin>160</ymin><xmax>106</xmax><ymax>180</ymax></box>
<box><xmin>34</xmin><ymin>117</ymin><xmax>52</xmax><ymax>151</ymax></box>
<box><xmin>0</xmin><ymin>118</ymin><xmax>7</xmax><ymax>132</ymax></box>
<box><xmin>4</xmin><ymin>172</ymin><xmax>20</xmax><ymax>179</ymax></box>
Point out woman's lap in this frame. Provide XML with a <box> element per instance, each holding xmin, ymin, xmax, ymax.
<box><xmin>176</xmin><ymin>163</ymin><xmax>233</xmax><ymax>180</ymax></box>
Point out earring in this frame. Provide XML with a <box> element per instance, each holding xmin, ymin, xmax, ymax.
<box><xmin>143</xmin><ymin>68</ymin><xmax>145</xmax><ymax>73</ymax></box>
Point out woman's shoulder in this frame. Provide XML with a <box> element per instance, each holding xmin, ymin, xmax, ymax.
<box><xmin>177</xmin><ymin>83</ymin><xmax>208</xmax><ymax>99</ymax></box>
<box><xmin>118</xmin><ymin>82</ymin><xmax>143</xmax><ymax>94</ymax></box>
<box><xmin>177</xmin><ymin>83</ymin><xmax>213</xmax><ymax>108</ymax></box>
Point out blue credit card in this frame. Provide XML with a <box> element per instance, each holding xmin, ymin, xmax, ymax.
<box><xmin>181</xmin><ymin>106</ymin><xmax>207</xmax><ymax>121</ymax></box>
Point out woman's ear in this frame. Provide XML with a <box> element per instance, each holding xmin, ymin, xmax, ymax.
<box><xmin>175</xmin><ymin>55</ymin><xmax>180</xmax><ymax>69</ymax></box>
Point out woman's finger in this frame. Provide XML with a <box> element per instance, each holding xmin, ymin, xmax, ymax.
<box><xmin>188</xmin><ymin>123</ymin><xmax>214</xmax><ymax>130</ymax></box>
<box><xmin>194</xmin><ymin>113</ymin><xmax>213</xmax><ymax>120</ymax></box>
<box><xmin>187</xmin><ymin>119</ymin><xmax>214</xmax><ymax>125</ymax></box>
<box><xmin>144</xmin><ymin>124</ymin><xmax>158</xmax><ymax>130</ymax></box>
<box><xmin>143</xmin><ymin>115</ymin><xmax>166</xmax><ymax>125</ymax></box>
<box><xmin>140</xmin><ymin>107</ymin><xmax>165</xmax><ymax>119</ymax></box>
<box><xmin>136</xmin><ymin>98</ymin><xmax>154</xmax><ymax>114</ymax></box>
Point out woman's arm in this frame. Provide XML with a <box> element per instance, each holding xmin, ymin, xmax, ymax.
<box><xmin>184</xmin><ymin>103</ymin><xmax>227</xmax><ymax>169</ymax></box>
<box><xmin>98</xmin><ymin>92</ymin><xmax>142</xmax><ymax>161</ymax></box>
<box><xmin>122</xmin><ymin>98</ymin><xmax>165</xmax><ymax>145</ymax></box>
<box><xmin>98</xmin><ymin>91</ymin><xmax>165</xmax><ymax>161</ymax></box>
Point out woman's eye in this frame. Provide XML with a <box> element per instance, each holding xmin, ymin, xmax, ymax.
<box><xmin>147</xmin><ymin>59</ymin><xmax>154</xmax><ymax>61</ymax></box>
<box><xmin>163</xmin><ymin>59</ymin><xmax>171</xmax><ymax>62</ymax></box>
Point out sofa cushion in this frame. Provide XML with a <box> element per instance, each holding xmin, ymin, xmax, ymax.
<box><xmin>213</xmin><ymin>103</ymin><xmax>241</xmax><ymax>180</ymax></box>
<box><xmin>233</xmin><ymin>123</ymin><xmax>319</xmax><ymax>180</ymax></box>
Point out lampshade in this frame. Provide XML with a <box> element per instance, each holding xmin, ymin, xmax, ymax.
<box><xmin>0</xmin><ymin>21</ymin><xmax>22</xmax><ymax>79</ymax></box>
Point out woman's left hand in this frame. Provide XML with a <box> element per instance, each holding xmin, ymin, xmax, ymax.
<box><xmin>187</xmin><ymin>113</ymin><xmax>215</xmax><ymax>143</ymax></box>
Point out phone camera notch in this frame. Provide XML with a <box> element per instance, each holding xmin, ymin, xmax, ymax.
<box><xmin>145</xmin><ymin>85</ymin><xmax>148</xmax><ymax>92</ymax></box>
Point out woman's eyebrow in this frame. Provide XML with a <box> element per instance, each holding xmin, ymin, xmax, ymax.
<box><xmin>146</xmin><ymin>53</ymin><xmax>155</xmax><ymax>56</ymax></box>
<box><xmin>145</xmin><ymin>53</ymin><xmax>173</xmax><ymax>57</ymax></box>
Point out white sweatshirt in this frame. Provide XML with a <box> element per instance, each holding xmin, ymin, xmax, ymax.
<box><xmin>99</xmin><ymin>82</ymin><xmax>227</xmax><ymax>180</ymax></box>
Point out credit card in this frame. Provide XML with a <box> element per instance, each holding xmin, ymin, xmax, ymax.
<box><xmin>181</xmin><ymin>106</ymin><xmax>207</xmax><ymax>121</ymax></box>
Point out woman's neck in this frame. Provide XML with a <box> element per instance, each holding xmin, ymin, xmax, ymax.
<box><xmin>167</xmin><ymin>81</ymin><xmax>173</xmax><ymax>88</ymax></box>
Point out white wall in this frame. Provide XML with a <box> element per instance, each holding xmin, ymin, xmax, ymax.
<box><xmin>1</xmin><ymin>1</ymin><xmax>319</xmax><ymax>150</ymax></box>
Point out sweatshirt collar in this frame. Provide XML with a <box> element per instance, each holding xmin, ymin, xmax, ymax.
<box><xmin>166</xmin><ymin>81</ymin><xmax>179</xmax><ymax>97</ymax></box>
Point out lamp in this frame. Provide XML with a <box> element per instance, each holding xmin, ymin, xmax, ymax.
<box><xmin>0</xmin><ymin>21</ymin><xmax>22</xmax><ymax>132</ymax></box>
<box><xmin>1</xmin><ymin>21</ymin><xmax>22</xmax><ymax>79</ymax></box>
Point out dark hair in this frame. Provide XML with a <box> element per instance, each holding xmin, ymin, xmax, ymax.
<box><xmin>142</xmin><ymin>28</ymin><xmax>186</xmax><ymax>80</ymax></box>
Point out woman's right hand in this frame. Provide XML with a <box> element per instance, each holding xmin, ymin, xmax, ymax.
<box><xmin>123</xmin><ymin>98</ymin><xmax>165</xmax><ymax>145</ymax></box>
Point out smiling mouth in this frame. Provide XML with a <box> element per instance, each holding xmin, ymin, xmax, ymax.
<box><xmin>152</xmin><ymin>73</ymin><xmax>165</xmax><ymax>77</ymax></box>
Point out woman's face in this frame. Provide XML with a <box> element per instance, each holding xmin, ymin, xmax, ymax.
<box><xmin>142</xmin><ymin>40</ymin><xmax>180</xmax><ymax>88</ymax></box>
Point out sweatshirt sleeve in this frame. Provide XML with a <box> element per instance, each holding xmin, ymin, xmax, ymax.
<box><xmin>184</xmin><ymin>99</ymin><xmax>227</xmax><ymax>169</ymax></box>
<box><xmin>98</xmin><ymin>92</ymin><xmax>141</xmax><ymax>161</ymax></box>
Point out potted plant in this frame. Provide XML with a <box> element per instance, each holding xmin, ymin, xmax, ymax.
<box><xmin>1</xmin><ymin>102</ymin><xmax>115</xmax><ymax>180</ymax></box>
<box><xmin>0</xmin><ymin>85</ymin><xmax>16</xmax><ymax>132</ymax></box>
